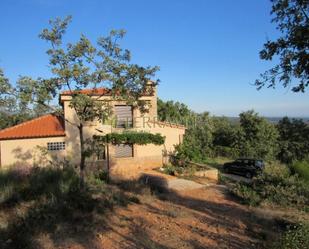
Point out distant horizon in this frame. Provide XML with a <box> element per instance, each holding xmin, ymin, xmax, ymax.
<box><xmin>215</xmin><ymin>115</ymin><xmax>309</xmax><ymax>119</ymax></box>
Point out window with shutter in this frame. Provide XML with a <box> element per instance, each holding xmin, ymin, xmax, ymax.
<box><xmin>115</xmin><ymin>144</ymin><xmax>133</xmax><ymax>158</ymax></box>
<box><xmin>115</xmin><ymin>105</ymin><xmax>133</xmax><ymax>128</ymax></box>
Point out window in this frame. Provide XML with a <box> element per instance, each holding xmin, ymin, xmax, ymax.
<box><xmin>115</xmin><ymin>105</ymin><xmax>133</xmax><ymax>128</ymax></box>
<box><xmin>47</xmin><ymin>142</ymin><xmax>65</xmax><ymax>151</ymax></box>
<box><xmin>115</xmin><ymin>144</ymin><xmax>133</xmax><ymax>158</ymax></box>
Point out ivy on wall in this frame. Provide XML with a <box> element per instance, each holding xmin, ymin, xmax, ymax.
<box><xmin>93</xmin><ymin>131</ymin><xmax>165</xmax><ymax>145</ymax></box>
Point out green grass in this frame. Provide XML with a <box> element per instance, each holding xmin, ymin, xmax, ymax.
<box><xmin>291</xmin><ymin>161</ymin><xmax>309</xmax><ymax>182</ymax></box>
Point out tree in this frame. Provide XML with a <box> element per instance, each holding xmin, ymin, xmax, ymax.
<box><xmin>277</xmin><ymin>117</ymin><xmax>309</xmax><ymax>163</ymax></box>
<box><xmin>256</xmin><ymin>0</ymin><xmax>309</xmax><ymax>92</ymax></box>
<box><xmin>0</xmin><ymin>16</ymin><xmax>159</xmax><ymax>186</ymax></box>
<box><xmin>0</xmin><ymin>68</ymin><xmax>35</xmax><ymax>129</ymax></box>
<box><xmin>175</xmin><ymin>112</ymin><xmax>214</xmax><ymax>161</ymax></box>
<box><xmin>234</xmin><ymin>111</ymin><xmax>279</xmax><ymax>160</ymax></box>
<box><xmin>212</xmin><ymin>117</ymin><xmax>239</xmax><ymax>158</ymax></box>
<box><xmin>157</xmin><ymin>98</ymin><xmax>195</xmax><ymax>125</ymax></box>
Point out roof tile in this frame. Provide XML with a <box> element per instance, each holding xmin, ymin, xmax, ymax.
<box><xmin>61</xmin><ymin>88</ymin><xmax>110</xmax><ymax>96</ymax></box>
<box><xmin>0</xmin><ymin>114</ymin><xmax>65</xmax><ymax>140</ymax></box>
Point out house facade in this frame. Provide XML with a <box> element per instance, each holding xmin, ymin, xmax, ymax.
<box><xmin>0</xmin><ymin>83</ymin><xmax>185</xmax><ymax>179</ymax></box>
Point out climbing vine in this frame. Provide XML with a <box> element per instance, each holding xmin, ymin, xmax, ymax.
<box><xmin>93</xmin><ymin>131</ymin><xmax>165</xmax><ymax>145</ymax></box>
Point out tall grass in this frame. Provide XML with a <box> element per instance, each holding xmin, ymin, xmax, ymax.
<box><xmin>0</xmin><ymin>165</ymin><xmax>80</xmax><ymax>206</ymax></box>
<box><xmin>0</xmin><ymin>165</ymin><xmax>141</xmax><ymax>249</ymax></box>
<box><xmin>291</xmin><ymin>160</ymin><xmax>309</xmax><ymax>182</ymax></box>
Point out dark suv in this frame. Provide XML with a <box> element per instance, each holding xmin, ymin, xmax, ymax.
<box><xmin>223</xmin><ymin>158</ymin><xmax>264</xmax><ymax>178</ymax></box>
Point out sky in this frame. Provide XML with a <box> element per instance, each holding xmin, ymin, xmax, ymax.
<box><xmin>0</xmin><ymin>0</ymin><xmax>308</xmax><ymax>117</ymax></box>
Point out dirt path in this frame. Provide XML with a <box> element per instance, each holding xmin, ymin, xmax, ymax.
<box><xmin>92</xmin><ymin>185</ymin><xmax>278</xmax><ymax>249</ymax></box>
<box><xmin>13</xmin><ymin>183</ymin><xmax>280</xmax><ymax>249</ymax></box>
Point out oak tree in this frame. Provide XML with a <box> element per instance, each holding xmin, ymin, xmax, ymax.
<box><xmin>256</xmin><ymin>0</ymin><xmax>309</xmax><ymax>92</ymax></box>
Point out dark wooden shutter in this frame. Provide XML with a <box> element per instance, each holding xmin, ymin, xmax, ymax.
<box><xmin>115</xmin><ymin>105</ymin><xmax>133</xmax><ymax>128</ymax></box>
<box><xmin>115</xmin><ymin>144</ymin><xmax>133</xmax><ymax>158</ymax></box>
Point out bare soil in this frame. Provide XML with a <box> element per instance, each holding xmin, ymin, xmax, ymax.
<box><xmin>41</xmin><ymin>185</ymin><xmax>281</xmax><ymax>249</ymax></box>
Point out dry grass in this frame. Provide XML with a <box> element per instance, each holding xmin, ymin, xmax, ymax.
<box><xmin>1</xmin><ymin>166</ymin><xmax>304</xmax><ymax>249</ymax></box>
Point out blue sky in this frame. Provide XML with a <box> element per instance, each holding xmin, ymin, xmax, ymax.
<box><xmin>0</xmin><ymin>0</ymin><xmax>308</xmax><ymax>117</ymax></box>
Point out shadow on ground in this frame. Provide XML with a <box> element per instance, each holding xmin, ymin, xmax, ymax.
<box><xmin>112</xmin><ymin>172</ymin><xmax>281</xmax><ymax>248</ymax></box>
<box><xmin>0</xmin><ymin>168</ymin><xmax>281</xmax><ymax>249</ymax></box>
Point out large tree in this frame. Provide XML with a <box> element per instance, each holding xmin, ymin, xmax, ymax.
<box><xmin>175</xmin><ymin>112</ymin><xmax>214</xmax><ymax>161</ymax></box>
<box><xmin>234</xmin><ymin>111</ymin><xmax>279</xmax><ymax>160</ymax></box>
<box><xmin>0</xmin><ymin>69</ymin><xmax>35</xmax><ymax>129</ymax></box>
<box><xmin>157</xmin><ymin>98</ymin><xmax>195</xmax><ymax>125</ymax></box>
<box><xmin>277</xmin><ymin>117</ymin><xmax>309</xmax><ymax>163</ymax></box>
<box><xmin>0</xmin><ymin>16</ymin><xmax>159</xmax><ymax>185</ymax></box>
<box><xmin>256</xmin><ymin>0</ymin><xmax>309</xmax><ymax>92</ymax></box>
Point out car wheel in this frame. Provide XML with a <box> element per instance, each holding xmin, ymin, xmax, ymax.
<box><xmin>245</xmin><ymin>172</ymin><xmax>252</xmax><ymax>178</ymax></box>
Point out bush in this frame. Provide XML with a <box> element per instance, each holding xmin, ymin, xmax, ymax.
<box><xmin>232</xmin><ymin>163</ymin><xmax>309</xmax><ymax>210</ymax></box>
<box><xmin>163</xmin><ymin>164</ymin><xmax>181</xmax><ymax>176</ymax></box>
<box><xmin>0</xmin><ymin>166</ymin><xmax>80</xmax><ymax>205</ymax></box>
<box><xmin>232</xmin><ymin>183</ymin><xmax>261</xmax><ymax>206</ymax></box>
<box><xmin>291</xmin><ymin>160</ymin><xmax>309</xmax><ymax>182</ymax></box>
<box><xmin>213</xmin><ymin>146</ymin><xmax>239</xmax><ymax>159</ymax></box>
<box><xmin>275</xmin><ymin>223</ymin><xmax>309</xmax><ymax>249</ymax></box>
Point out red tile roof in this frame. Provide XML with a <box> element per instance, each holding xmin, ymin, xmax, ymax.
<box><xmin>0</xmin><ymin>114</ymin><xmax>65</xmax><ymax>140</ymax></box>
<box><xmin>61</xmin><ymin>88</ymin><xmax>111</xmax><ymax>96</ymax></box>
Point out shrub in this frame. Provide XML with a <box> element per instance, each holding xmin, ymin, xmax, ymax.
<box><xmin>163</xmin><ymin>164</ymin><xmax>179</xmax><ymax>176</ymax></box>
<box><xmin>213</xmin><ymin>146</ymin><xmax>239</xmax><ymax>159</ymax></box>
<box><xmin>232</xmin><ymin>183</ymin><xmax>261</xmax><ymax>206</ymax></box>
<box><xmin>232</xmin><ymin>163</ymin><xmax>309</xmax><ymax>210</ymax></box>
<box><xmin>291</xmin><ymin>160</ymin><xmax>309</xmax><ymax>182</ymax></box>
<box><xmin>0</xmin><ymin>166</ymin><xmax>80</xmax><ymax>205</ymax></box>
<box><xmin>275</xmin><ymin>223</ymin><xmax>309</xmax><ymax>249</ymax></box>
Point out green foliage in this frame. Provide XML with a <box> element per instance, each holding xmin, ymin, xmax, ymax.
<box><xmin>158</xmin><ymin>98</ymin><xmax>308</xmax><ymax>164</ymax></box>
<box><xmin>232</xmin><ymin>163</ymin><xmax>309</xmax><ymax>210</ymax></box>
<box><xmin>157</xmin><ymin>98</ymin><xmax>195</xmax><ymax>125</ymax></box>
<box><xmin>0</xmin><ymin>111</ymin><xmax>32</xmax><ymax>130</ymax></box>
<box><xmin>175</xmin><ymin>110</ymin><xmax>279</xmax><ymax>162</ymax></box>
<box><xmin>69</xmin><ymin>94</ymin><xmax>111</xmax><ymax>123</ymax></box>
<box><xmin>0</xmin><ymin>165</ymin><xmax>79</xmax><ymax>204</ymax></box>
<box><xmin>175</xmin><ymin>112</ymin><xmax>214</xmax><ymax>161</ymax></box>
<box><xmin>94</xmin><ymin>131</ymin><xmax>165</xmax><ymax>145</ymax></box>
<box><xmin>277</xmin><ymin>117</ymin><xmax>309</xmax><ymax>163</ymax></box>
<box><xmin>291</xmin><ymin>160</ymin><xmax>309</xmax><ymax>182</ymax></box>
<box><xmin>232</xmin><ymin>183</ymin><xmax>261</xmax><ymax>206</ymax></box>
<box><xmin>275</xmin><ymin>223</ymin><xmax>309</xmax><ymax>249</ymax></box>
<box><xmin>234</xmin><ymin>110</ymin><xmax>279</xmax><ymax>160</ymax></box>
<box><xmin>212</xmin><ymin>117</ymin><xmax>237</xmax><ymax>147</ymax></box>
<box><xmin>256</xmin><ymin>0</ymin><xmax>309</xmax><ymax>92</ymax></box>
<box><xmin>163</xmin><ymin>164</ymin><xmax>184</xmax><ymax>176</ymax></box>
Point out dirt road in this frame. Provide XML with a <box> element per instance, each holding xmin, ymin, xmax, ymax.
<box><xmin>93</xmin><ymin>185</ymin><xmax>278</xmax><ymax>249</ymax></box>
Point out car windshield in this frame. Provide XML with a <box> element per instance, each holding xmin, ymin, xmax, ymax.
<box><xmin>256</xmin><ymin>161</ymin><xmax>263</xmax><ymax>167</ymax></box>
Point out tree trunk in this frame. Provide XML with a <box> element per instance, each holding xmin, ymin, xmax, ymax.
<box><xmin>78</xmin><ymin>123</ymin><xmax>86</xmax><ymax>188</ymax></box>
<box><xmin>106</xmin><ymin>143</ymin><xmax>110</xmax><ymax>182</ymax></box>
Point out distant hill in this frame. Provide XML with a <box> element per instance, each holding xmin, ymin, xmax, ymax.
<box><xmin>223</xmin><ymin>117</ymin><xmax>309</xmax><ymax>124</ymax></box>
